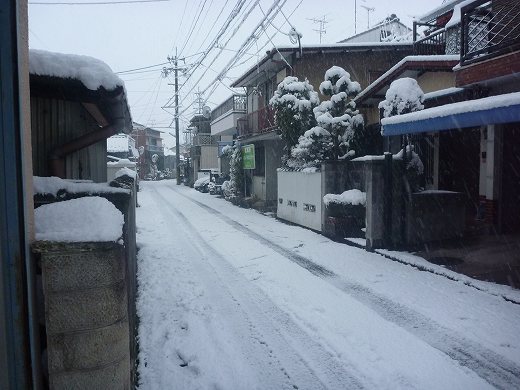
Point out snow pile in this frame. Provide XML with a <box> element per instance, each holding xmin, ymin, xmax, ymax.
<box><xmin>115</xmin><ymin>167</ymin><xmax>137</xmax><ymax>180</ymax></box>
<box><xmin>29</xmin><ymin>49</ymin><xmax>123</xmax><ymax>91</ymax></box>
<box><xmin>379</xmin><ymin>77</ymin><xmax>424</xmax><ymax>118</ymax></box>
<box><xmin>35</xmin><ymin>196</ymin><xmax>123</xmax><ymax>242</ymax></box>
<box><xmin>34</xmin><ymin>176</ymin><xmax>129</xmax><ymax>197</ymax></box>
<box><xmin>323</xmin><ymin>189</ymin><xmax>366</xmax><ymax>207</ymax></box>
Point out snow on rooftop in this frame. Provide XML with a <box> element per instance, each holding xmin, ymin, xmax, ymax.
<box><xmin>355</xmin><ymin>55</ymin><xmax>460</xmax><ymax>103</ymax></box>
<box><xmin>445</xmin><ymin>0</ymin><xmax>479</xmax><ymax>29</ymax></box>
<box><xmin>29</xmin><ymin>49</ymin><xmax>124</xmax><ymax>91</ymax></box>
<box><xmin>34</xmin><ymin>176</ymin><xmax>129</xmax><ymax>197</ymax></box>
<box><xmin>107</xmin><ymin>134</ymin><xmax>132</xmax><ymax>153</ymax></box>
<box><xmin>416</xmin><ymin>0</ymin><xmax>468</xmax><ymax>23</ymax></box>
<box><xmin>35</xmin><ymin>196</ymin><xmax>123</xmax><ymax>242</ymax></box>
<box><xmin>423</xmin><ymin>87</ymin><xmax>465</xmax><ymax>100</ymax></box>
<box><xmin>381</xmin><ymin>92</ymin><xmax>520</xmax><ymax>126</ymax></box>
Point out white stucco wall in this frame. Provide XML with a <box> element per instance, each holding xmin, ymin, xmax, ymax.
<box><xmin>277</xmin><ymin>170</ymin><xmax>322</xmax><ymax>231</ymax></box>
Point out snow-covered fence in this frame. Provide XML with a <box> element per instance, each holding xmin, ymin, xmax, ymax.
<box><xmin>277</xmin><ymin>170</ymin><xmax>322</xmax><ymax>231</ymax></box>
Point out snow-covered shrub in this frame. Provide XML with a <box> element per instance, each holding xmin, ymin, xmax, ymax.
<box><xmin>269</xmin><ymin>76</ymin><xmax>319</xmax><ymax>164</ymax></box>
<box><xmin>287</xmin><ymin>126</ymin><xmax>332</xmax><ymax>169</ymax></box>
<box><xmin>287</xmin><ymin>66</ymin><xmax>364</xmax><ymax>169</ymax></box>
<box><xmin>379</xmin><ymin>77</ymin><xmax>424</xmax><ymax>118</ymax></box>
<box><xmin>227</xmin><ymin>145</ymin><xmax>244</xmax><ymax>198</ymax></box>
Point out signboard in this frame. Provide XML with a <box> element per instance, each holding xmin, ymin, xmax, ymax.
<box><xmin>241</xmin><ymin>144</ymin><xmax>255</xmax><ymax>170</ymax></box>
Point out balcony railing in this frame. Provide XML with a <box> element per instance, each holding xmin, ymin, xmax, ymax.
<box><xmin>192</xmin><ymin>134</ymin><xmax>220</xmax><ymax>146</ymax></box>
<box><xmin>461</xmin><ymin>0</ymin><xmax>520</xmax><ymax>65</ymax></box>
<box><xmin>237</xmin><ymin>106</ymin><xmax>276</xmax><ymax>138</ymax></box>
<box><xmin>413</xmin><ymin>27</ymin><xmax>447</xmax><ymax>55</ymax></box>
<box><xmin>211</xmin><ymin>94</ymin><xmax>247</xmax><ymax>121</ymax></box>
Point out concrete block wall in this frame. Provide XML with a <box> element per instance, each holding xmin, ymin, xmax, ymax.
<box><xmin>277</xmin><ymin>170</ymin><xmax>322</xmax><ymax>231</ymax></box>
<box><xmin>33</xmin><ymin>242</ymin><xmax>130</xmax><ymax>390</ymax></box>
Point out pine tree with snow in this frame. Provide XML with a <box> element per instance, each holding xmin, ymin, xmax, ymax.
<box><xmin>269</xmin><ymin>76</ymin><xmax>319</xmax><ymax>164</ymax></box>
<box><xmin>379</xmin><ymin>78</ymin><xmax>425</xmax><ymax>191</ymax></box>
<box><xmin>313</xmin><ymin>66</ymin><xmax>364</xmax><ymax>161</ymax></box>
<box><xmin>228</xmin><ymin>144</ymin><xmax>244</xmax><ymax>198</ymax></box>
<box><xmin>288</xmin><ymin>126</ymin><xmax>333</xmax><ymax>170</ymax></box>
<box><xmin>378</xmin><ymin>77</ymin><xmax>424</xmax><ymax>118</ymax></box>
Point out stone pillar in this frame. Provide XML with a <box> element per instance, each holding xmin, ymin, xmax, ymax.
<box><xmin>33</xmin><ymin>242</ymin><xmax>130</xmax><ymax>390</ymax></box>
<box><xmin>364</xmin><ymin>160</ymin><xmax>385</xmax><ymax>250</ymax></box>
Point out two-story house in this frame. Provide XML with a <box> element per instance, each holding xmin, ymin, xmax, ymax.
<box><xmin>189</xmin><ymin>114</ymin><xmax>219</xmax><ymax>183</ymax></box>
<box><xmin>378</xmin><ymin>0</ymin><xmax>520</xmax><ymax>236</ymax></box>
<box><xmin>230</xmin><ymin>42</ymin><xmax>414</xmax><ymax>208</ymax></box>
<box><xmin>210</xmin><ymin>94</ymin><xmax>247</xmax><ymax>175</ymax></box>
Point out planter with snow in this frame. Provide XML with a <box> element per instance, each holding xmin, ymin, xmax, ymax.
<box><xmin>323</xmin><ymin>189</ymin><xmax>366</xmax><ymax>238</ymax></box>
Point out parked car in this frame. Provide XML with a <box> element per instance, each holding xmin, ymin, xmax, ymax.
<box><xmin>194</xmin><ymin>176</ymin><xmax>210</xmax><ymax>192</ymax></box>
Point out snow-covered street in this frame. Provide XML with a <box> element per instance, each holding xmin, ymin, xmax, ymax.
<box><xmin>136</xmin><ymin>180</ymin><xmax>520</xmax><ymax>390</ymax></box>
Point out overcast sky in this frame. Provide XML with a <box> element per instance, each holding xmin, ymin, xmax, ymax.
<box><xmin>28</xmin><ymin>0</ymin><xmax>443</xmax><ymax>148</ymax></box>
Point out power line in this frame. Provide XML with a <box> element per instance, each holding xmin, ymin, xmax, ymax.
<box><xmin>178</xmin><ymin>0</ymin><xmax>208</xmax><ymax>56</ymax></box>
<box><xmin>30</xmin><ymin>0</ymin><xmax>169</xmax><ymax>5</ymax></box>
<box><xmin>115</xmin><ymin>61</ymin><xmax>169</xmax><ymax>74</ymax></box>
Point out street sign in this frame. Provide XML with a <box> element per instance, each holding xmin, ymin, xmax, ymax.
<box><xmin>242</xmin><ymin>144</ymin><xmax>255</xmax><ymax>170</ymax></box>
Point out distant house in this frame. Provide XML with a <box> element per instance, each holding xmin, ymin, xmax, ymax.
<box><xmin>189</xmin><ymin>114</ymin><xmax>218</xmax><ymax>182</ymax></box>
<box><xmin>29</xmin><ymin>49</ymin><xmax>132</xmax><ymax>182</ymax></box>
<box><xmin>230</xmin><ymin>42</ymin><xmax>414</xmax><ymax>207</ymax></box>
<box><xmin>131</xmin><ymin>122</ymin><xmax>164</xmax><ymax>179</ymax></box>
<box><xmin>210</xmin><ymin>94</ymin><xmax>246</xmax><ymax>175</ymax></box>
<box><xmin>340</xmin><ymin>15</ymin><xmax>413</xmax><ymax>43</ymax></box>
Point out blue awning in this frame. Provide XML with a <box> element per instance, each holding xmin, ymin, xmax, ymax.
<box><xmin>381</xmin><ymin>94</ymin><xmax>520</xmax><ymax>136</ymax></box>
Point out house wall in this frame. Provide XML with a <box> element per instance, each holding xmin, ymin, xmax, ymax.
<box><xmin>31</xmin><ymin>96</ymin><xmax>108</xmax><ymax>182</ymax></box>
<box><xmin>264</xmin><ymin>139</ymin><xmax>284</xmax><ymax>202</ymax></box>
<box><xmin>416</xmin><ymin>72</ymin><xmax>456</xmax><ymax>93</ymax></box>
<box><xmin>292</xmin><ymin>48</ymin><xmax>413</xmax><ymax>97</ymax></box>
<box><xmin>200</xmin><ymin>145</ymin><xmax>218</xmax><ymax>170</ymax></box>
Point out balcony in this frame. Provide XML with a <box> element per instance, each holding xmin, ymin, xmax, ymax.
<box><xmin>237</xmin><ymin>106</ymin><xmax>276</xmax><ymax>138</ymax></box>
<box><xmin>210</xmin><ymin>94</ymin><xmax>247</xmax><ymax>137</ymax></box>
<box><xmin>192</xmin><ymin>133</ymin><xmax>218</xmax><ymax>146</ymax></box>
<box><xmin>145</xmin><ymin>144</ymin><xmax>164</xmax><ymax>154</ymax></box>
<box><xmin>461</xmin><ymin>0</ymin><xmax>520</xmax><ymax>65</ymax></box>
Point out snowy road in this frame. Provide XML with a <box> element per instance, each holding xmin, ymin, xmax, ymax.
<box><xmin>136</xmin><ymin>181</ymin><xmax>520</xmax><ymax>390</ymax></box>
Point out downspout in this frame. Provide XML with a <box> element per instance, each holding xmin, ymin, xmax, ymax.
<box><xmin>48</xmin><ymin>119</ymin><xmax>124</xmax><ymax>178</ymax></box>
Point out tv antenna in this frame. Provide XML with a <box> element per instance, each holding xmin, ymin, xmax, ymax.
<box><xmin>360</xmin><ymin>5</ymin><xmax>375</xmax><ymax>29</ymax></box>
<box><xmin>307</xmin><ymin>15</ymin><xmax>328</xmax><ymax>43</ymax></box>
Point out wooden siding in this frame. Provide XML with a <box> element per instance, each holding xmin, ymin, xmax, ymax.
<box><xmin>31</xmin><ymin>96</ymin><xmax>108</xmax><ymax>182</ymax></box>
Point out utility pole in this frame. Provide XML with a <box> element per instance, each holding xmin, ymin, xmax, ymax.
<box><xmin>163</xmin><ymin>48</ymin><xmax>188</xmax><ymax>185</ymax></box>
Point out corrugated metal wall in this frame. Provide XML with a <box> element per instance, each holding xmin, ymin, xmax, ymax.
<box><xmin>31</xmin><ymin>96</ymin><xmax>108</xmax><ymax>182</ymax></box>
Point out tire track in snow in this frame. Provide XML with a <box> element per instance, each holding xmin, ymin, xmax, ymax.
<box><xmin>165</xmin><ymin>183</ymin><xmax>520</xmax><ymax>390</ymax></box>
<box><xmin>150</xmin><ymin>187</ymin><xmax>367</xmax><ymax>390</ymax></box>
